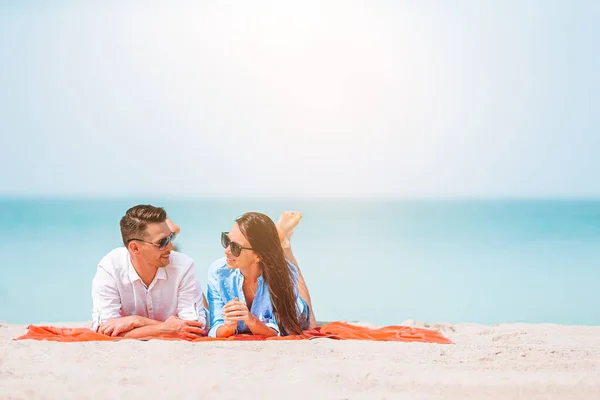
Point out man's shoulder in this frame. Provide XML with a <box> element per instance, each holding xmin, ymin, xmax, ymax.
<box><xmin>168</xmin><ymin>250</ymin><xmax>194</xmax><ymax>265</ymax></box>
<box><xmin>167</xmin><ymin>251</ymin><xmax>196</xmax><ymax>272</ymax></box>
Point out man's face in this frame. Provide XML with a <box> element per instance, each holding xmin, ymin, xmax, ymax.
<box><xmin>224</xmin><ymin>223</ymin><xmax>260</xmax><ymax>270</ymax></box>
<box><xmin>137</xmin><ymin>221</ymin><xmax>174</xmax><ymax>269</ymax></box>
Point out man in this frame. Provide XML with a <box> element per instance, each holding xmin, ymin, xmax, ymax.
<box><xmin>92</xmin><ymin>204</ymin><xmax>207</xmax><ymax>339</ymax></box>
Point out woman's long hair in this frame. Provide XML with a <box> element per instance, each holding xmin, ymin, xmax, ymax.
<box><xmin>236</xmin><ymin>212</ymin><xmax>302</xmax><ymax>335</ymax></box>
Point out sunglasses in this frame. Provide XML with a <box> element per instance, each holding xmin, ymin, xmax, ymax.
<box><xmin>127</xmin><ymin>232</ymin><xmax>176</xmax><ymax>250</ymax></box>
<box><xmin>221</xmin><ymin>232</ymin><xmax>253</xmax><ymax>257</ymax></box>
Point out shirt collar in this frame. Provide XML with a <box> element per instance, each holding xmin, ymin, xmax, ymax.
<box><xmin>233</xmin><ymin>267</ymin><xmax>264</xmax><ymax>283</ymax></box>
<box><xmin>128</xmin><ymin>255</ymin><xmax>169</xmax><ymax>282</ymax></box>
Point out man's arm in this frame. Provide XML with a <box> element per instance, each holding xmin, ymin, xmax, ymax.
<box><xmin>98</xmin><ymin>315</ymin><xmax>204</xmax><ymax>339</ymax></box>
<box><xmin>119</xmin><ymin>315</ymin><xmax>206</xmax><ymax>340</ymax></box>
<box><xmin>283</xmin><ymin>244</ymin><xmax>317</xmax><ymax>329</ymax></box>
<box><xmin>98</xmin><ymin>315</ymin><xmax>162</xmax><ymax>337</ymax></box>
<box><xmin>91</xmin><ymin>265</ymin><xmax>123</xmax><ymax>331</ymax></box>
<box><xmin>92</xmin><ymin>264</ymin><xmax>182</xmax><ymax>337</ymax></box>
<box><xmin>118</xmin><ymin>321</ymin><xmax>164</xmax><ymax>338</ymax></box>
<box><xmin>118</xmin><ymin>316</ymin><xmax>204</xmax><ymax>340</ymax></box>
<box><xmin>111</xmin><ymin>262</ymin><xmax>207</xmax><ymax>339</ymax></box>
<box><xmin>175</xmin><ymin>262</ymin><xmax>207</xmax><ymax>330</ymax></box>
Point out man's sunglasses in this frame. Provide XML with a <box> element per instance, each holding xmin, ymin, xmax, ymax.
<box><xmin>127</xmin><ymin>232</ymin><xmax>176</xmax><ymax>250</ymax></box>
<box><xmin>221</xmin><ymin>232</ymin><xmax>253</xmax><ymax>257</ymax></box>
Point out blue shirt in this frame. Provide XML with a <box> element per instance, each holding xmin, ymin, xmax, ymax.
<box><xmin>207</xmin><ymin>257</ymin><xmax>310</xmax><ymax>337</ymax></box>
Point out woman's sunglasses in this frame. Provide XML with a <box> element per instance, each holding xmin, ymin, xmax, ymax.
<box><xmin>127</xmin><ymin>232</ymin><xmax>176</xmax><ymax>250</ymax></box>
<box><xmin>221</xmin><ymin>232</ymin><xmax>253</xmax><ymax>257</ymax></box>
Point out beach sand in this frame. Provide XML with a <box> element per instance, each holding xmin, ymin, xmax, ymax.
<box><xmin>1</xmin><ymin>320</ymin><xmax>598</xmax><ymax>399</ymax></box>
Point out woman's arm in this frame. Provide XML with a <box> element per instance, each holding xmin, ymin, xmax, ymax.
<box><xmin>207</xmin><ymin>275</ymin><xmax>229</xmax><ymax>337</ymax></box>
<box><xmin>244</xmin><ymin>314</ymin><xmax>279</xmax><ymax>337</ymax></box>
<box><xmin>207</xmin><ymin>263</ymin><xmax>239</xmax><ymax>337</ymax></box>
<box><xmin>223</xmin><ymin>299</ymin><xmax>278</xmax><ymax>337</ymax></box>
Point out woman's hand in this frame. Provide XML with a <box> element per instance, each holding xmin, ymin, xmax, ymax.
<box><xmin>222</xmin><ymin>298</ymin><xmax>279</xmax><ymax>337</ymax></box>
<box><xmin>223</xmin><ymin>298</ymin><xmax>252</xmax><ymax>325</ymax></box>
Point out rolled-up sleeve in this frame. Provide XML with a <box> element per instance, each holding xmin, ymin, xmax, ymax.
<box><xmin>264</xmin><ymin>320</ymin><xmax>281</xmax><ymax>336</ymax></box>
<box><xmin>297</xmin><ymin>297</ymin><xmax>311</xmax><ymax>330</ymax></box>
<box><xmin>91</xmin><ymin>265</ymin><xmax>122</xmax><ymax>331</ymax></box>
<box><xmin>207</xmin><ymin>259</ymin><xmax>284</xmax><ymax>337</ymax></box>
<box><xmin>207</xmin><ymin>271</ymin><xmax>226</xmax><ymax>337</ymax></box>
<box><xmin>176</xmin><ymin>262</ymin><xmax>206</xmax><ymax>325</ymax></box>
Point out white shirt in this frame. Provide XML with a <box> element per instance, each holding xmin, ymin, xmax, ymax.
<box><xmin>91</xmin><ymin>247</ymin><xmax>206</xmax><ymax>330</ymax></box>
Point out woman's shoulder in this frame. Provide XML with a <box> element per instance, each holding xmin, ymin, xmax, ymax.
<box><xmin>208</xmin><ymin>257</ymin><xmax>233</xmax><ymax>277</ymax></box>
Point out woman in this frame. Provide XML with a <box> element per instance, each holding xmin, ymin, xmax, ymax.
<box><xmin>207</xmin><ymin>211</ymin><xmax>316</xmax><ymax>337</ymax></box>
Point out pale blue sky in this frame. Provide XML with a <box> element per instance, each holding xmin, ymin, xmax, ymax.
<box><xmin>1</xmin><ymin>0</ymin><xmax>598</xmax><ymax>198</ymax></box>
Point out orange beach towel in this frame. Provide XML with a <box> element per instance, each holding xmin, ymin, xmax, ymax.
<box><xmin>14</xmin><ymin>322</ymin><xmax>452</xmax><ymax>344</ymax></box>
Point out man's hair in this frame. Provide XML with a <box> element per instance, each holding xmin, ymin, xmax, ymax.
<box><xmin>120</xmin><ymin>205</ymin><xmax>167</xmax><ymax>246</ymax></box>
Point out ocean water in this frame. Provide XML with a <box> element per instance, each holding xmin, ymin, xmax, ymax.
<box><xmin>1</xmin><ymin>198</ymin><xmax>599</xmax><ymax>326</ymax></box>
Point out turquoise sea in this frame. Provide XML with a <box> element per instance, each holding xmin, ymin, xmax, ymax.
<box><xmin>1</xmin><ymin>198</ymin><xmax>599</xmax><ymax>326</ymax></box>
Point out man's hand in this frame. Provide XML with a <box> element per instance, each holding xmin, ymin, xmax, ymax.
<box><xmin>159</xmin><ymin>316</ymin><xmax>206</xmax><ymax>340</ymax></box>
<box><xmin>98</xmin><ymin>316</ymin><xmax>141</xmax><ymax>337</ymax></box>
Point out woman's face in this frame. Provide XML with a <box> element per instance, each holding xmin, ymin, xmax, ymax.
<box><xmin>224</xmin><ymin>223</ymin><xmax>261</xmax><ymax>270</ymax></box>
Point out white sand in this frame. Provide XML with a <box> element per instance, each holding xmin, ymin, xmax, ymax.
<box><xmin>1</xmin><ymin>320</ymin><xmax>599</xmax><ymax>399</ymax></box>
